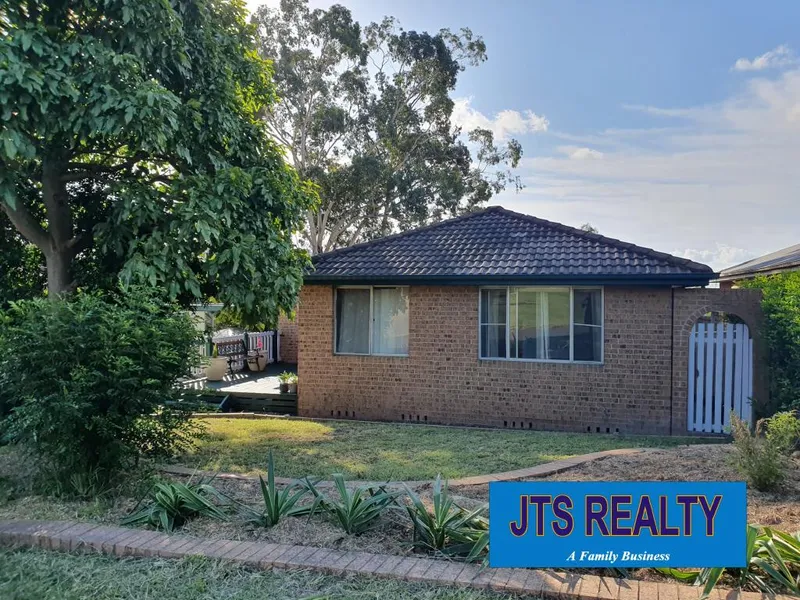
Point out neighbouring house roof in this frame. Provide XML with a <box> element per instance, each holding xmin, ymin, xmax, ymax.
<box><xmin>306</xmin><ymin>207</ymin><xmax>714</xmax><ymax>286</ymax></box>
<box><xmin>718</xmin><ymin>243</ymin><xmax>800</xmax><ymax>282</ymax></box>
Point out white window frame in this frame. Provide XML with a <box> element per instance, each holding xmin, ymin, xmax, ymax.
<box><xmin>334</xmin><ymin>285</ymin><xmax>410</xmax><ymax>357</ymax></box>
<box><xmin>478</xmin><ymin>286</ymin><xmax>604</xmax><ymax>364</ymax></box>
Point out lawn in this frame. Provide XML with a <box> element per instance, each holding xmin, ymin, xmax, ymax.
<box><xmin>175</xmin><ymin>417</ymin><xmax>718</xmax><ymax>481</ymax></box>
<box><xmin>0</xmin><ymin>549</ymin><xmax>527</xmax><ymax>600</ymax></box>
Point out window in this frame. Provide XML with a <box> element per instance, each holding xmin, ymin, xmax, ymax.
<box><xmin>479</xmin><ymin>287</ymin><xmax>603</xmax><ymax>363</ymax></box>
<box><xmin>335</xmin><ymin>287</ymin><xmax>409</xmax><ymax>355</ymax></box>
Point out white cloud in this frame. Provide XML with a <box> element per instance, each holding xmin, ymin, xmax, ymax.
<box><xmin>732</xmin><ymin>45</ymin><xmax>797</xmax><ymax>71</ymax></box>
<box><xmin>673</xmin><ymin>245</ymin><xmax>754</xmax><ymax>272</ymax></box>
<box><xmin>559</xmin><ymin>146</ymin><xmax>604</xmax><ymax>160</ymax></box>
<box><xmin>452</xmin><ymin>97</ymin><xmax>549</xmax><ymax>141</ymax></box>
<box><xmin>491</xmin><ymin>68</ymin><xmax>800</xmax><ymax>266</ymax></box>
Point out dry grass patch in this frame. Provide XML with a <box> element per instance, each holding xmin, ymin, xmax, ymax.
<box><xmin>175</xmin><ymin>417</ymin><xmax>715</xmax><ymax>481</ymax></box>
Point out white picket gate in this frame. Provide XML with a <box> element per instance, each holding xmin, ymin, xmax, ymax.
<box><xmin>687</xmin><ymin>322</ymin><xmax>753</xmax><ymax>433</ymax></box>
<box><xmin>246</xmin><ymin>331</ymin><xmax>275</xmax><ymax>363</ymax></box>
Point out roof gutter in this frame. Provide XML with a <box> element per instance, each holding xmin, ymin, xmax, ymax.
<box><xmin>303</xmin><ymin>273</ymin><xmax>716</xmax><ymax>287</ymax></box>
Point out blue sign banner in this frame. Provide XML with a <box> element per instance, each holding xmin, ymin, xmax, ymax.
<box><xmin>489</xmin><ymin>481</ymin><xmax>746</xmax><ymax>568</ymax></box>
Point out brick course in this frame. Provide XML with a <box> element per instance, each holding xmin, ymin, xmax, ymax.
<box><xmin>4</xmin><ymin>519</ymin><xmax>787</xmax><ymax>600</ymax></box>
<box><xmin>297</xmin><ymin>285</ymin><xmax>764</xmax><ymax>435</ymax></box>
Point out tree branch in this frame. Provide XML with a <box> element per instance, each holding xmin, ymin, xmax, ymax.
<box><xmin>1</xmin><ymin>199</ymin><xmax>50</xmax><ymax>250</ymax></box>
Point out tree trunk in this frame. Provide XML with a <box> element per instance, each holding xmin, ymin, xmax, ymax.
<box><xmin>41</xmin><ymin>156</ymin><xmax>75</xmax><ymax>297</ymax></box>
<box><xmin>45</xmin><ymin>248</ymin><xmax>72</xmax><ymax>297</ymax></box>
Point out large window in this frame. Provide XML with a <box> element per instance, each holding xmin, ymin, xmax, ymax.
<box><xmin>479</xmin><ymin>287</ymin><xmax>603</xmax><ymax>363</ymax></box>
<box><xmin>335</xmin><ymin>287</ymin><xmax>409</xmax><ymax>356</ymax></box>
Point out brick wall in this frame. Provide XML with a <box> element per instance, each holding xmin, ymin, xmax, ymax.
<box><xmin>296</xmin><ymin>285</ymin><xmax>764</xmax><ymax>435</ymax></box>
<box><xmin>278</xmin><ymin>312</ymin><xmax>298</xmax><ymax>364</ymax></box>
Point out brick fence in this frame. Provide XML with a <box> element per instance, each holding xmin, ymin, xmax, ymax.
<box><xmin>1</xmin><ymin>520</ymin><xmax>786</xmax><ymax>600</ymax></box>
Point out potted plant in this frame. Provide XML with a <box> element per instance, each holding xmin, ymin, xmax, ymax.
<box><xmin>287</xmin><ymin>373</ymin><xmax>298</xmax><ymax>394</ymax></box>
<box><xmin>205</xmin><ymin>344</ymin><xmax>229</xmax><ymax>381</ymax></box>
<box><xmin>278</xmin><ymin>371</ymin><xmax>292</xmax><ymax>394</ymax></box>
<box><xmin>246</xmin><ymin>349</ymin><xmax>268</xmax><ymax>372</ymax></box>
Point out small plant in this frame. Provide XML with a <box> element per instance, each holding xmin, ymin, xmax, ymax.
<box><xmin>658</xmin><ymin>525</ymin><xmax>800</xmax><ymax>598</ymax></box>
<box><xmin>122</xmin><ymin>478</ymin><xmax>229</xmax><ymax>532</ymax></box>
<box><xmin>405</xmin><ymin>475</ymin><xmax>488</xmax><ymax>555</ymax></box>
<box><xmin>730</xmin><ymin>415</ymin><xmax>786</xmax><ymax>491</ymax></box>
<box><xmin>303</xmin><ymin>474</ymin><xmax>402</xmax><ymax>535</ymax></box>
<box><xmin>278</xmin><ymin>371</ymin><xmax>293</xmax><ymax>383</ymax></box>
<box><xmin>766</xmin><ymin>411</ymin><xmax>800</xmax><ymax>455</ymax></box>
<box><xmin>211</xmin><ymin>344</ymin><xmax>219</xmax><ymax>358</ymax></box>
<box><xmin>240</xmin><ymin>451</ymin><xmax>315</xmax><ymax>527</ymax></box>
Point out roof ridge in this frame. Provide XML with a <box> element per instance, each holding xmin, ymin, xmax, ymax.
<box><xmin>310</xmin><ymin>206</ymin><xmax>503</xmax><ymax>263</ymax></box>
<box><xmin>492</xmin><ymin>207</ymin><xmax>713</xmax><ymax>274</ymax></box>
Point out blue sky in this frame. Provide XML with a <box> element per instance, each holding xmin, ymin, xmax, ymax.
<box><xmin>248</xmin><ymin>0</ymin><xmax>800</xmax><ymax>270</ymax></box>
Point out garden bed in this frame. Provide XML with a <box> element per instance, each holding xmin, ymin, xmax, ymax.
<box><xmin>3</xmin><ymin>442</ymin><xmax>799</xmax><ymax>597</ymax></box>
<box><xmin>453</xmin><ymin>444</ymin><xmax>800</xmax><ymax>532</ymax></box>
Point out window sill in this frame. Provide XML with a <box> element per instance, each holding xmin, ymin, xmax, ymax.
<box><xmin>334</xmin><ymin>352</ymin><xmax>409</xmax><ymax>358</ymax></box>
<box><xmin>479</xmin><ymin>357</ymin><xmax>604</xmax><ymax>366</ymax></box>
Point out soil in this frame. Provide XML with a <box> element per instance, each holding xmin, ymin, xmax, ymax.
<box><xmin>452</xmin><ymin>444</ymin><xmax>800</xmax><ymax>533</ymax></box>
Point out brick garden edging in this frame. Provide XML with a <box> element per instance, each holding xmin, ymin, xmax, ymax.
<box><xmin>0</xmin><ymin>519</ymin><xmax>786</xmax><ymax>600</ymax></box>
<box><xmin>160</xmin><ymin>447</ymin><xmax>656</xmax><ymax>488</ymax></box>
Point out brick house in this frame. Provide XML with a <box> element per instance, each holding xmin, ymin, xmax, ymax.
<box><xmin>297</xmin><ymin>207</ymin><xmax>765</xmax><ymax>435</ymax></box>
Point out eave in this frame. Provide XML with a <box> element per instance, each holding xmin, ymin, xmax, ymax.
<box><xmin>303</xmin><ymin>273</ymin><xmax>716</xmax><ymax>287</ymax></box>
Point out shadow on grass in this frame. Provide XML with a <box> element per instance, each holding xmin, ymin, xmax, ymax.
<box><xmin>175</xmin><ymin>418</ymin><xmax>722</xmax><ymax>482</ymax></box>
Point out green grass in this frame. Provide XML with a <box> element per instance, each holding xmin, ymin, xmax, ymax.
<box><xmin>0</xmin><ymin>549</ymin><xmax>527</xmax><ymax>600</ymax></box>
<box><xmin>176</xmin><ymin>417</ymin><xmax>718</xmax><ymax>481</ymax></box>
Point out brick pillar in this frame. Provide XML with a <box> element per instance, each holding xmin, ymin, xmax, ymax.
<box><xmin>278</xmin><ymin>312</ymin><xmax>298</xmax><ymax>364</ymax></box>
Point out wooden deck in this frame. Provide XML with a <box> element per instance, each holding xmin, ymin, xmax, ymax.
<box><xmin>180</xmin><ymin>363</ymin><xmax>297</xmax><ymax>415</ymax></box>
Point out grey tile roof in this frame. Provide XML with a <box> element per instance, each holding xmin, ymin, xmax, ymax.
<box><xmin>719</xmin><ymin>243</ymin><xmax>800</xmax><ymax>280</ymax></box>
<box><xmin>307</xmin><ymin>206</ymin><xmax>714</xmax><ymax>284</ymax></box>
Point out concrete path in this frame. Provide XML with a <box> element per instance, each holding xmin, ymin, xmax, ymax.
<box><xmin>160</xmin><ymin>447</ymin><xmax>655</xmax><ymax>489</ymax></box>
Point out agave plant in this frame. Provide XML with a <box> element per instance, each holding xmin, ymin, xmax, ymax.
<box><xmin>303</xmin><ymin>473</ymin><xmax>403</xmax><ymax>535</ymax></box>
<box><xmin>240</xmin><ymin>451</ymin><xmax>316</xmax><ymax>527</ymax></box>
<box><xmin>658</xmin><ymin>525</ymin><xmax>800</xmax><ymax>598</ymax></box>
<box><xmin>121</xmin><ymin>478</ymin><xmax>229</xmax><ymax>532</ymax></box>
<box><xmin>405</xmin><ymin>475</ymin><xmax>488</xmax><ymax>556</ymax></box>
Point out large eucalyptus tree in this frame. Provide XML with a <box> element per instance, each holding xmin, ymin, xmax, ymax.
<box><xmin>253</xmin><ymin>0</ymin><xmax>522</xmax><ymax>254</ymax></box>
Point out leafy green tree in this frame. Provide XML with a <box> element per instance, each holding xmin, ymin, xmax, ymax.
<box><xmin>0</xmin><ymin>0</ymin><xmax>314</xmax><ymax>322</ymax></box>
<box><xmin>253</xmin><ymin>0</ymin><xmax>523</xmax><ymax>254</ymax></box>
<box><xmin>0</xmin><ymin>212</ymin><xmax>45</xmax><ymax>304</ymax></box>
<box><xmin>740</xmin><ymin>273</ymin><xmax>800</xmax><ymax>411</ymax></box>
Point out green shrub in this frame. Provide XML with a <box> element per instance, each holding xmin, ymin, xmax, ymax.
<box><xmin>740</xmin><ymin>273</ymin><xmax>800</xmax><ymax>412</ymax></box>
<box><xmin>0</xmin><ymin>290</ymin><xmax>204</xmax><ymax>492</ymax></box>
<box><xmin>730</xmin><ymin>415</ymin><xmax>786</xmax><ymax>491</ymax></box>
<box><xmin>766</xmin><ymin>411</ymin><xmax>800</xmax><ymax>455</ymax></box>
<box><xmin>405</xmin><ymin>475</ymin><xmax>488</xmax><ymax>556</ymax></box>
<box><xmin>240</xmin><ymin>451</ymin><xmax>315</xmax><ymax>527</ymax></box>
<box><xmin>303</xmin><ymin>474</ymin><xmax>403</xmax><ymax>535</ymax></box>
<box><xmin>122</xmin><ymin>479</ymin><xmax>229</xmax><ymax>532</ymax></box>
<box><xmin>659</xmin><ymin>525</ymin><xmax>800</xmax><ymax>598</ymax></box>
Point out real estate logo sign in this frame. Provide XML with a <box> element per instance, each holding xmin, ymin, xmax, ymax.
<box><xmin>489</xmin><ymin>482</ymin><xmax>746</xmax><ymax>568</ymax></box>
